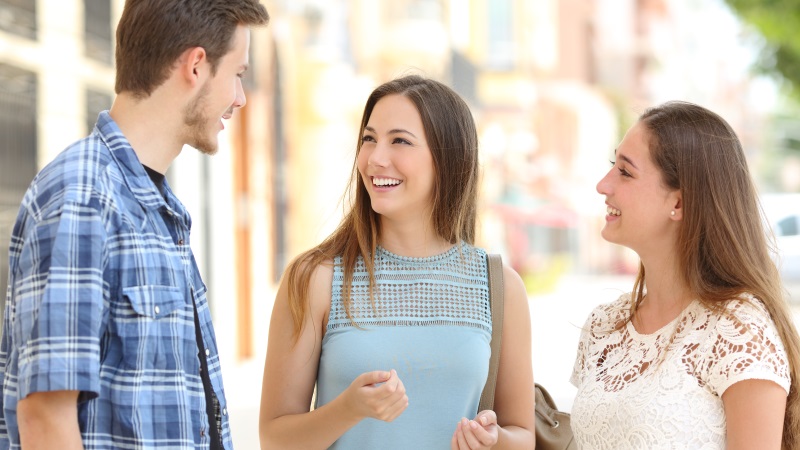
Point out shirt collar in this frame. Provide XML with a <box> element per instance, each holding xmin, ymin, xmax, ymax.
<box><xmin>94</xmin><ymin>111</ymin><xmax>190</xmax><ymax>223</ymax></box>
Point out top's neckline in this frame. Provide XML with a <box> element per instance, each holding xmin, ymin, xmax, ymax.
<box><xmin>626</xmin><ymin>299</ymin><xmax>699</xmax><ymax>340</ymax></box>
<box><xmin>376</xmin><ymin>242</ymin><xmax>463</xmax><ymax>266</ymax></box>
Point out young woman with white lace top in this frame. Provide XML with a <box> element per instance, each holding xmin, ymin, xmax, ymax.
<box><xmin>258</xmin><ymin>75</ymin><xmax>535</xmax><ymax>449</ymax></box>
<box><xmin>571</xmin><ymin>101</ymin><xmax>800</xmax><ymax>449</ymax></box>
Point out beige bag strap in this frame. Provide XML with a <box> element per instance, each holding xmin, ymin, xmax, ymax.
<box><xmin>478</xmin><ymin>253</ymin><xmax>504</xmax><ymax>412</ymax></box>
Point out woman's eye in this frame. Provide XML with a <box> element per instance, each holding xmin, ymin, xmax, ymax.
<box><xmin>361</xmin><ymin>135</ymin><xmax>376</xmax><ymax>143</ymax></box>
<box><xmin>618</xmin><ymin>167</ymin><xmax>632</xmax><ymax>177</ymax></box>
<box><xmin>393</xmin><ymin>137</ymin><xmax>411</xmax><ymax>145</ymax></box>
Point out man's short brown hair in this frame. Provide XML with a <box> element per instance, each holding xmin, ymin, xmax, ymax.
<box><xmin>115</xmin><ymin>0</ymin><xmax>269</xmax><ymax>98</ymax></box>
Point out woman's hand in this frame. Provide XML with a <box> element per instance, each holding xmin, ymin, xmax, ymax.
<box><xmin>344</xmin><ymin>369</ymin><xmax>409</xmax><ymax>422</ymax></box>
<box><xmin>450</xmin><ymin>410</ymin><xmax>499</xmax><ymax>449</ymax></box>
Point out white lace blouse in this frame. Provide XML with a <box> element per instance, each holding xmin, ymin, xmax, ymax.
<box><xmin>570</xmin><ymin>293</ymin><xmax>790</xmax><ymax>449</ymax></box>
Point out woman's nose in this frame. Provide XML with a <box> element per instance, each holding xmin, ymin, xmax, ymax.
<box><xmin>596</xmin><ymin>170</ymin><xmax>612</xmax><ymax>195</ymax></box>
<box><xmin>368</xmin><ymin>143</ymin><xmax>389</xmax><ymax>167</ymax></box>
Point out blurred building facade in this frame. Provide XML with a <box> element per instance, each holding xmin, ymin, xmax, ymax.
<box><xmin>0</xmin><ymin>0</ymin><xmax>118</xmax><ymax>326</ymax></box>
<box><xmin>0</xmin><ymin>0</ymin><xmax>771</xmax><ymax>365</ymax></box>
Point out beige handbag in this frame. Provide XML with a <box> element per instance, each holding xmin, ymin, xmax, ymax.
<box><xmin>479</xmin><ymin>254</ymin><xmax>576</xmax><ymax>450</ymax></box>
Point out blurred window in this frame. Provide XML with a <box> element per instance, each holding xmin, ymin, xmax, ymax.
<box><xmin>86</xmin><ymin>88</ymin><xmax>113</xmax><ymax>134</ymax></box>
<box><xmin>84</xmin><ymin>0</ymin><xmax>113</xmax><ymax>64</ymax></box>
<box><xmin>0</xmin><ymin>0</ymin><xmax>37</xmax><ymax>40</ymax></box>
<box><xmin>777</xmin><ymin>216</ymin><xmax>799</xmax><ymax>237</ymax></box>
<box><xmin>487</xmin><ymin>0</ymin><xmax>515</xmax><ymax>69</ymax></box>
<box><xmin>0</xmin><ymin>63</ymin><xmax>38</xmax><ymax>328</ymax></box>
<box><xmin>452</xmin><ymin>50</ymin><xmax>477</xmax><ymax>105</ymax></box>
<box><xmin>386</xmin><ymin>0</ymin><xmax>442</xmax><ymax>21</ymax></box>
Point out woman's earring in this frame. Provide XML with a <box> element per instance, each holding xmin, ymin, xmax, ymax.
<box><xmin>670</xmin><ymin>210</ymin><xmax>676</xmax><ymax>217</ymax></box>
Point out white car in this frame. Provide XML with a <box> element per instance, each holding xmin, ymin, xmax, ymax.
<box><xmin>761</xmin><ymin>193</ymin><xmax>800</xmax><ymax>281</ymax></box>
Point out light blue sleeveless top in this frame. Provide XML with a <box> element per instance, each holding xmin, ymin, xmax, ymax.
<box><xmin>316</xmin><ymin>242</ymin><xmax>492</xmax><ymax>449</ymax></box>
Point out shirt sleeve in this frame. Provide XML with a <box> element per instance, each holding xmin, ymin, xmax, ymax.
<box><xmin>13</xmin><ymin>200</ymin><xmax>107</xmax><ymax>402</ymax></box>
<box><xmin>703</xmin><ymin>298</ymin><xmax>791</xmax><ymax>397</ymax></box>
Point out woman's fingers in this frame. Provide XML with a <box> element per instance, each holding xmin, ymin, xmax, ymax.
<box><xmin>455</xmin><ymin>420</ymin><xmax>470</xmax><ymax>449</ymax></box>
<box><xmin>451</xmin><ymin>411</ymin><xmax>499</xmax><ymax>450</ymax></box>
<box><xmin>461</xmin><ymin>418</ymin><xmax>481</xmax><ymax>449</ymax></box>
<box><xmin>349</xmin><ymin>369</ymin><xmax>408</xmax><ymax>422</ymax></box>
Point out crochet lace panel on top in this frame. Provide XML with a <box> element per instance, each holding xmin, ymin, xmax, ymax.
<box><xmin>328</xmin><ymin>243</ymin><xmax>491</xmax><ymax>333</ymax></box>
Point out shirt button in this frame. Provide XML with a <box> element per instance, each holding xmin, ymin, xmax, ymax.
<box><xmin>178</xmin><ymin>239</ymin><xmax>184</xmax><ymax>245</ymax></box>
<box><xmin>223</xmin><ymin>408</ymin><xmax>228</xmax><ymax>416</ymax></box>
<box><xmin>154</xmin><ymin>306</ymin><xmax>160</xmax><ymax>315</ymax></box>
<box><xmin>200</xmin><ymin>429</ymin><xmax>205</xmax><ymax>438</ymax></box>
<box><xmin>205</xmin><ymin>349</ymin><xmax>210</xmax><ymax>356</ymax></box>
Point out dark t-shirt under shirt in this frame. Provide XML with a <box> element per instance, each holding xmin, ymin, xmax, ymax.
<box><xmin>143</xmin><ymin>165</ymin><xmax>221</xmax><ymax>450</ymax></box>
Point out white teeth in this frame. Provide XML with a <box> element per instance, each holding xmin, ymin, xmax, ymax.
<box><xmin>374</xmin><ymin>178</ymin><xmax>401</xmax><ymax>186</ymax></box>
<box><xmin>606</xmin><ymin>206</ymin><xmax>621</xmax><ymax>216</ymax></box>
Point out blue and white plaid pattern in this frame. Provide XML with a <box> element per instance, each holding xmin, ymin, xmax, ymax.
<box><xmin>0</xmin><ymin>111</ymin><xmax>231</xmax><ymax>449</ymax></box>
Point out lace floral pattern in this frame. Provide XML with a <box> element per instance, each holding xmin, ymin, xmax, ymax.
<box><xmin>570</xmin><ymin>293</ymin><xmax>790</xmax><ymax>449</ymax></box>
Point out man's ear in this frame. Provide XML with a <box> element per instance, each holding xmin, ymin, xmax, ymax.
<box><xmin>177</xmin><ymin>47</ymin><xmax>208</xmax><ymax>88</ymax></box>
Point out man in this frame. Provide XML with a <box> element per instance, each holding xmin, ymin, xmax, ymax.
<box><xmin>0</xmin><ymin>1</ymin><xmax>269</xmax><ymax>448</ymax></box>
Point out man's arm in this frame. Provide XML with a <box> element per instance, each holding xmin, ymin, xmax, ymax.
<box><xmin>18</xmin><ymin>390</ymin><xmax>84</xmax><ymax>450</ymax></box>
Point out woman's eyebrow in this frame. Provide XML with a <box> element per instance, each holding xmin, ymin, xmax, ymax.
<box><xmin>364</xmin><ymin>126</ymin><xmax>417</xmax><ymax>139</ymax></box>
<box><xmin>614</xmin><ymin>149</ymin><xmax>639</xmax><ymax>170</ymax></box>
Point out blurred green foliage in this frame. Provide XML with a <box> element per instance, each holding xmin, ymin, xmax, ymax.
<box><xmin>521</xmin><ymin>254</ymin><xmax>571</xmax><ymax>296</ymax></box>
<box><xmin>725</xmin><ymin>0</ymin><xmax>800</xmax><ymax>94</ymax></box>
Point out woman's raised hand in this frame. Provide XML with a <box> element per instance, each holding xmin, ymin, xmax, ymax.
<box><xmin>450</xmin><ymin>410</ymin><xmax>499</xmax><ymax>450</ymax></box>
<box><xmin>344</xmin><ymin>369</ymin><xmax>409</xmax><ymax>422</ymax></box>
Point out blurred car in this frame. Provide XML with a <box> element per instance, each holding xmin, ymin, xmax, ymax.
<box><xmin>761</xmin><ymin>194</ymin><xmax>800</xmax><ymax>281</ymax></box>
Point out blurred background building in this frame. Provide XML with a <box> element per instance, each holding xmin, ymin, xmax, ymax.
<box><xmin>1</xmin><ymin>0</ymin><xmax>798</xmax><ymax>446</ymax></box>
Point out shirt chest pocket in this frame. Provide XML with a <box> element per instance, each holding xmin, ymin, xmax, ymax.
<box><xmin>113</xmin><ymin>285</ymin><xmax>194</xmax><ymax>370</ymax></box>
<box><xmin>123</xmin><ymin>285</ymin><xmax>185</xmax><ymax>318</ymax></box>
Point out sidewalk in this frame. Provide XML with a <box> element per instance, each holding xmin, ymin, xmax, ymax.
<box><xmin>226</xmin><ymin>359</ymin><xmax>264</xmax><ymax>450</ymax></box>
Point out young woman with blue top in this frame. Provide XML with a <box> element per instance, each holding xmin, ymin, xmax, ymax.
<box><xmin>258</xmin><ymin>75</ymin><xmax>535</xmax><ymax>449</ymax></box>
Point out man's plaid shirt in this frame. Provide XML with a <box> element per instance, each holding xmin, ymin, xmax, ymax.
<box><xmin>0</xmin><ymin>111</ymin><xmax>231</xmax><ymax>449</ymax></box>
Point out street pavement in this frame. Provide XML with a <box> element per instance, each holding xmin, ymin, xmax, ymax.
<box><xmin>225</xmin><ymin>274</ymin><xmax>800</xmax><ymax>449</ymax></box>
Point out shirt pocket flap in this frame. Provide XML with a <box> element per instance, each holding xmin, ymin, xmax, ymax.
<box><xmin>123</xmin><ymin>285</ymin><xmax>185</xmax><ymax>319</ymax></box>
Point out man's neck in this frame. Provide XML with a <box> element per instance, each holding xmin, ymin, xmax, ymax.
<box><xmin>109</xmin><ymin>90</ymin><xmax>185</xmax><ymax>173</ymax></box>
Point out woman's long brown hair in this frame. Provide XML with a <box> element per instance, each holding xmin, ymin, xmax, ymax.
<box><xmin>632</xmin><ymin>101</ymin><xmax>800</xmax><ymax>449</ymax></box>
<box><xmin>284</xmin><ymin>75</ymin><xmax>480</xmax><ymax>342</ymax></box>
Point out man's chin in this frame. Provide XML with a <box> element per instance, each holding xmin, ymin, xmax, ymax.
<box><xmin>191</xmin><ymin>137</ymin><xmax>219</xmax><ymax>155</ymax></box>
<box><xmin>196</xmin><ymin>145</ymin><xmax>218</xmax><ymax>156</ymax></box>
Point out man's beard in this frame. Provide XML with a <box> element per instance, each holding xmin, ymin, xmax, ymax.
<box><xmin>183</xmin><ymin>81</ymin><xmax>217</xmax><ymax>155</ymax></box>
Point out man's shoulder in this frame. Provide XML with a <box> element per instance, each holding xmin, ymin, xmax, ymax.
<box><xmin>30</xmin><ymin>134</ymin><xmax>114</xmax><ymax>201</ymax></box>
<box><xmin>24</xmin><ymin>134</ymin><xmax>121</xmax><ymax>218</ymax></box>
<box><xmin>42</xmin><ymin>133</ymin><xmax>115</xmax><ymax>185</ymax></box>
